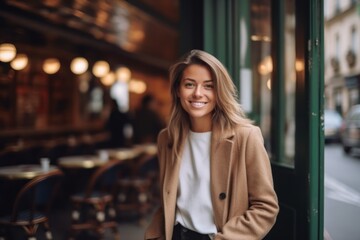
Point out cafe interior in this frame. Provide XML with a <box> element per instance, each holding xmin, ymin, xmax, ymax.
<box><xmin>0</xmin><ymin>0</ymin><xmax>181</xmax><ymax>239</ymax></box>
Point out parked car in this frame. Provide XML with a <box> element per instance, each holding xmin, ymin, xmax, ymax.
<box><xmin>340</xmin><ymin>104</ymin><xmax>360</xmax><ymax>154</ymax></box>
<box><xmin>324</xmin><ymin>109</ymin><xmax>343</xmax><ymax>143</ymax></box>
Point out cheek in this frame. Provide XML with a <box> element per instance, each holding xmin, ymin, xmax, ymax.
<box><xmin>177</xmin><ymin>88</ymin><xmax>187</xmax><ymax>100</ymax></box>
<box><xmin>179</xmin><ymin>97</ymin><xmax>187</xmax><ymax>109</ymax></box>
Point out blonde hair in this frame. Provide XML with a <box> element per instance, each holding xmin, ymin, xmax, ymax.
<box><xmin>167</xmin><ymin>49</ymin><xmax>252</xmax><ymax>158</ymax></box>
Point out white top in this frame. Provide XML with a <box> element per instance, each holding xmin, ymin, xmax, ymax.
<box><xmin>175</xmin><ymin>130</ymin><xmax>217</xmax><ymax>238</ymax></box>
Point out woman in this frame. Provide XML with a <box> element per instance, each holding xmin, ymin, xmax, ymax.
<box><xmin>145</xmin><ymin>50</ymin><xmax>279</xmax><ymax>240</ymax></box>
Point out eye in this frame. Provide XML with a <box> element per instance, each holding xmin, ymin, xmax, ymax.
<box><xmin>204</xmin><ymin>83</ymin><xmax>214</xmax><ymax>90</ymax></box>
<box><xmin>184</xmin><ymin>82</ymin><xmax>195</xmax><ymax>88</ymax></box>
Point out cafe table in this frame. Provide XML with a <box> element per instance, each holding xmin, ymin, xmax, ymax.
<box><xmin>100</xmin><ymin>147</ymin><xmax>143</xmax><ymax>161</ymax></box>
<box><xmin>58</xmin><ymin>147</ymin><xmax>143</xmax><ymax>170</ymax></box>
<box><xmin>0</xmin><ymin>164</ymin><xmax>60</xmax><ymax>215</ymax></box>
<box><xmin>57</xmin><ymin>155</ymin><xmax>107</xmax><ymax>169</ymax></box>
<box><xmin>132</xmin><ymin>143</ymin><xmax>157</xmax><ymax>155</ymax></box>
<box><xmin>0</xmin><ymin>164</ymin><xmax>59</xmax><ymax>180</ymax></box>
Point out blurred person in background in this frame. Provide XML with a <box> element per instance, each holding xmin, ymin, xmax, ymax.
<box><xmin>133</xmin><ymin>94</ymin><xmax>165</xmax><ymax>144</ymax></box>
<box><xmin>145</xmin><ymin>50</ymin><xmax>278</xmax><ymax>240</ymax></box>
<box><xmin>105</xmin><ymin>99</ymin><xmax>132</xmax><ymax>148</ymax></box>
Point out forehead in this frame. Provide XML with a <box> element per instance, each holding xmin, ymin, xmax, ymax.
<box><xmin>182</xmin><ymin>64</ymin><xmax>212</xmax><ymax>80</ymax></box>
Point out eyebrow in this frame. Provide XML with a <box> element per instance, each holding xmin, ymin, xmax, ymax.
<box><xmin>183</xmin><ymin>78</ymin><xmax>213</xmax><ymax>83</ymax></box>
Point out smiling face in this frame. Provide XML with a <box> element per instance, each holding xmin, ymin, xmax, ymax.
<box><xmin>177</xmin><ymin>64</ymin><xmax>216</xmax><ymax>132</ymax></box>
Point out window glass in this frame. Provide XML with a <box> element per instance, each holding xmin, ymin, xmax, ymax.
<box><xmin>335</xmin><ymin>89</ymin><xmax>342</xmax><ymax>113</ymax></box>
<box><xmin>284</xmin><ymin>0</ymin><xmax>296</xmax><ymax>165</ymax></box>
<box><xmin>249</xmin><ymin>0</ymin><xmax>272</xmax><ymax>154</ymax></box>
<box><xmin>335</xmin><ymin>34</ymin><xmax>340</xmax><ymax>59</ymax></box>
<box><xmin>351</xmin><ymin>27</ymin><xmax>357</xmax><ymax>52</ymax></box>
<box><xmin>251</xmin><ymin>0</ymin><xmax>296</xmax><ymax>166</ymax></box>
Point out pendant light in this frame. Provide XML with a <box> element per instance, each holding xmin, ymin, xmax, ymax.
<box><xmin>10</xmin><ymin>54</ymin><xmax>28</xmax><ymax>70</ymax></box>
<box><xmin>0</xmin><ymin>43</ymin><xmax>17</xmax><ymax>62</ymax></box>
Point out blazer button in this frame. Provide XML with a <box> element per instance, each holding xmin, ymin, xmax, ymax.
<box><xmin>219</xmin><ymin>192</ymin><xmax>226</xmax><ymax>200</ymax></box>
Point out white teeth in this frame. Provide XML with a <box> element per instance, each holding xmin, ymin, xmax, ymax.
<box><xmin>191</xmin><ymin>102</ymin><xmax>206</xmax><ymax>108</ymax></box>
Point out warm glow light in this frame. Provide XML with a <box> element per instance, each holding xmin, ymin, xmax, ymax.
<box><xmin>251</xmin><ymin>35</ymin><xmax>271</xmax><ymax>42</ymax></box>
<box><xmin>129</xmin><ymin>79</ymin><xmax>146</xmax><ymax>94</ymax></box>
<box><xmin>43</xmin><ymin>58</ymin><xmax>60</xmax><ymax>74</ymax></box>
<box><xmin>100</xmin><ymin>71</ymin><xmax>116</xmax><ymax>86</ymax></box>
<box><xmin>258</xmin><ymin>56</ymin><xmax>273</xmax><ymax>75</ymax></box>
<box><xmin>0</xmin><ymin>43</ymin><xmax>17</xmax><ymax>62</ymax></box>
<box><xmin>71</xmin><ymin>57</ymin><xmax>88</xmax><ymax>74</ymax></box>
<box><xmin>92</xmin><ymin>60</ymin><xmax>110</xmax><ymax>77</ymax></box>
<box><xmin>116</xmin><ymin>66</ymin><xmax>131</xmax><ymax>82</ymax></box>
<box><xmin>295</xmin><ymin>60</ymin><xmax>304</xmax><ymax>72</ymax></box>
<box><xmin>10</xmin><ymin>54</ymin><xmax>28</xmax><ymax>70</ymax></box>
<box><xmin>267</xmin><ymin>78</ymin><xmax>272</xmax><ymax>90</ymax></box>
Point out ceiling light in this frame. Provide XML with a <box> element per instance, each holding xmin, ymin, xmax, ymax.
<box><xmin>129</xmin><ymin>79</ymin><xmax>147</xmax><ymax>94</ymax></box>
<box><xmin>116</xmin><ymin>66</ymin><xmax>131</xmax><ymax>82</ymax></box>
<box><xmin>0</xmin><ymin>43</ymin><xmax>17</xmax><ymax>62</ymax></box>
<box><xmin>43</xmin><ymin>58</ymin><xmax>60</xmax><ymax>74</ymax></box>
<box><xmin>71</xmin><ymin>57</ymin><xmax>88</xmax><ymax>74</ymax></box>
<box><xmin>100</xmin><ymin>71</ymin><xmax>116</xmax><ymax>86</ymax></box>
<box><xmin>92</xmin><ymin>60</ymin><xmax>110</xmax><ymax>77</ymax></box>
<box><xmin>10</xmin><ymin>54</ymin><xmax>28</xmax><ymax>70</ymax></box>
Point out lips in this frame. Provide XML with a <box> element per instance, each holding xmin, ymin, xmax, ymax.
<box><xmin>190</xmin><ymin>101</ymin><xmax>207</xmax><ymax>108</ymax></box>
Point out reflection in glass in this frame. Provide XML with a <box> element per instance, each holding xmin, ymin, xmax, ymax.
<box><xmin>284</xmin><ymin>0</ymin><xmax>296</xmax><ymax>165</ymax></box>
<box><xmin>250</xmin><ymin>0</ymin><xmax>272</xmax><ymax>155</ymax></box>
<box><xmin>250</xmin><ymin>0</ymin><xmax>296</xmax><ymax>166</ymax></box>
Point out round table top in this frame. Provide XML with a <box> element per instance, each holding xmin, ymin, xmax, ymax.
<box><xmin>57</xmin><ymin>155</ymin><xmax>107</xmax><ymax>169</ymax></box>
<box><xmin>0</xmin><ymin>164</ymin><xmax>59</xmax><ymax>180</ymax></box>
<box><xmin>102</xmin><ymin>148</ymin><xmax>143</xmax><ymax>160</ymax></box>
<box><xmin>133</xmin><ymin>143</ymin><xmax>157</xmax><ymax>155</ymax></box>
<box><xmin>58</xmin><ymin>145</ymin><xmax>157</xmax><ymax>169</ymax></box>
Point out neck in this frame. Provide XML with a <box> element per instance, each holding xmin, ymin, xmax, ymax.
<box><xmin>190</xmin><ymin>120</ymin><xmax>212</xmax><ymax>132</ymax></box>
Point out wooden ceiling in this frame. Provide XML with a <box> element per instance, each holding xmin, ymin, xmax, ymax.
<box><xmin>2</xmin><ymin>0</ymin><xmax>180</xmax><ymax>67</ymax></box>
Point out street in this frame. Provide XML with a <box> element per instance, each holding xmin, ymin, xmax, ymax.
<box><xmin>325</xmin><ymin>143</ymin><xmax>360</xmax><ymax>240</ymax></box>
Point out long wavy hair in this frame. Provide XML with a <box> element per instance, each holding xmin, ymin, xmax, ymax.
<box><xmin>167</xmin><ymin>49</ymin><xmax>252</xmax><ymax>158</ymax></box>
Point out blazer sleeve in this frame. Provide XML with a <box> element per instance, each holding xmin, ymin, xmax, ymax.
<box><xmin>144</xmin><ymin>130</ymin><xmax>167</xmax><ymax>240</ymax></box>
<box><xmin>215</xmin><ymin>126</ymin><xmax>279</xmax><ymax>240</ymax></box>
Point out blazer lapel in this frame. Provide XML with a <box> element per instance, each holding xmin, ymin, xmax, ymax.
<box><xmin>210</xmin><ymin>126</ymin><xmax>234</xmax><ymax>228</ymax></box>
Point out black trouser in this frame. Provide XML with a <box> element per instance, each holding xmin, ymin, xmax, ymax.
<box><xmin>172</xmin><ymin>224</ymin><xmax>211</xmax><ymax>240</ymax></box>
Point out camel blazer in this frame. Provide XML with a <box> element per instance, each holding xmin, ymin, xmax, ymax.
<box><xmin>145</xmin><ymin>124</ymin><xmax>279</xmax><ymax>240</ymax></box>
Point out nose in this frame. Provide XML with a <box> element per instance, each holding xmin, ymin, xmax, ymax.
<box><xmin>193</xmin><ymin>85</ymin><xmax>203</xmax><ymax>98</ymax></box>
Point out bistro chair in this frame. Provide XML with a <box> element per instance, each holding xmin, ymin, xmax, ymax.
<box><xmin>0</xmin><ymin>170</ymin><xmax>63</xmax><ymax>240</ymax></box>
<box><xmin>68</xmin><ymin>159</ymin><xmax>125</xmax><ymax>240</ymax></box>
<box><xmin>115</xmin><ymin>150</ymin><xmax>158</xmax><ymax>224</ymax></box>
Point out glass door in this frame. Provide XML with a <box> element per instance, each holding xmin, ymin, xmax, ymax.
<box><xmin>201</xmin><ymin>0</ymin><xmax>324</xmax><ymax>239</ymax></box>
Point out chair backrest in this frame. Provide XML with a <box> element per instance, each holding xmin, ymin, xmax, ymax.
<box><xmin>10</xmin><ymin>170</ymin><xmax>63</xmax><ymax>222</ymax></box>
<box><xmin>84</xmin><ymin>159</ymin><xmax>128</xmax><ymax>198</ymax></box>
<box><xmin>132</xmin><ymin>151</ymin><xmax>158</xmax><ymax>177</ymax></box>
